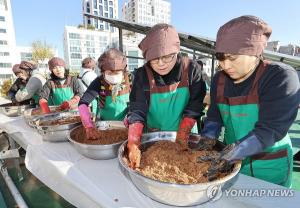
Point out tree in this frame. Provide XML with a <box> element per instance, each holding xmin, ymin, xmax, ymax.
<box><xmin>31</xmin><ymin>40</ymin><xmax>54</xmax><ymax>65</ymax></box>
<box><xmin>87</xmin><ymin>24</ymin><xmax>95</xmax><ymax>30</ymax></box>
<box><xmin>0</xmin><ymin>79</ymin><xmax>12</xmax><ymax>97</ymax></box>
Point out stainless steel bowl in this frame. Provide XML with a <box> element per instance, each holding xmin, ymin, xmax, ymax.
<box><xmin>0</xmin><ymin>102</ymin><xmax>34</xmax><ymax>117</ymax></box>
<box><xmin>118</xmin><ymin>131</ymin><xmax>241</xmax><ymax>207</ymax></box>
<box><xmin>68</xmin><ymin>121</ymin><xmax>126</xmax><ymax>160</ymax></box>
<box><xmin>34</xmin><ymin>111</ymin><xmax>81</xmax><ymax>142</ymax></box>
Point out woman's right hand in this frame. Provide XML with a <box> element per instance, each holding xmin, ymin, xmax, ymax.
<box><xmin>85</xmin><ymin>127</ymin><xmax>101</xmax><ymax>140</ymax></box>
<box><xmin>127</xmin><ymin>122</ymin><xmax>144</xmax><ymax>169</ymax></box>
<box><xmin>127</xmin><ymin>143</ymin><xmax>141</xmax><ymax>169</ymax></box>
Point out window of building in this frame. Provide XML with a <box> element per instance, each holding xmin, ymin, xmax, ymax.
<box><xmin>86</xmin><ymin>2</ymin><xmax>90</xmax><ymax>13</ymax></box>
<box><xmin>69</xmin><ymin>33</ymin><xmax>80</xmax><ymax>39</ymax></box>
<box><xmin>20</xmin><ymin>52</ymin><xmax>32</xmax><ymax>60</ymax></box>
<box><xmin>0</xmin><ymin>28</ymin><xmax>6</xmax><ymax>33</ymax></box>
<box><xmin>71</xmin><ymin>53</ymin><xmax>82</xmax><ymax>59</ymax></box>
<box><xmin>128</xmin><ymin>51</ymin><xmax>139</xmax><ymax>64</ymax></box>
<box><xmin>86</xmin><ymin>48</ymin><xmax>95</xmax><ymax>53</ymax></box>
<box><xmin>0</xmin><ymin>0</ymin><xmax>8</xmax><ymax>10</ymax></box>
<box><xmin>99</xmin><ymin>24</ymin><xmax>104</xmax><ymax>30</ymax></box>
<box><xmin>70</xmin><ymin>40</ymin><xmax>81</xmax><ymax>46</ymax></box>
<box><xmin>99</xmin><ymin>5</ymin><xmax>103</xmax><ymax>16</ymax></box>
<box><xmin>0</xmin><ymin>16</ymin><xmax>5</xmax><ymax>21</ymax></box>
<box><xmin>105</xmin><ymin>13</ymin><xmax>108</xmax><ymax>18</ymax></box>
<box><xmin>104</xmin><ymin>0</ymin><xmax>108</xmax><ymax>11</ymax></box>
<box><xmin>99</xmin><ymin>0</ymin><xmax>102</xmax><ymax>3</ymax></box>
<box><xmin>0</xmin><ymin>40</ymin><xmax>8</xmax><ymax>45</ymax></box>
<box><xmin>0</xmin><ymin>63</ymin><xmax>12</xmax><ymax>68</ymax></box>
<box><xmin>93</xmin><ymin>0</ymin><xmax>97</xmax><ymax>8</ymax></box>
<box><xmin>105</xmin><ymin>22</ymin><xmax>109</xmax><ymax>30</ymax></box>
<box><xmin>109</xmin><ymin>1</ymin><xmax>113</xmax><ymax>5</ymax></box>
<box><xmin>71</xmin><ymin>59</ymin><xmax>82</xmax><ymax>67</ymax></box>
<box><xmin>128</xmin><ymin>65</ymin><xmax>138</xmax><ymax>72</ymax></box>
<box><xmin>0</xmin><ymin>51</ymin><xmax>9</xmax><ymax>56</ymax></box>
<box><xmin>70</xmin><ymin>47</ymin><xmax>81</xmax><ymax>52</ymax></box>
<box><xmin>109</xmin><ymin>7</ymin><xmax>113</xmax><ymax>18</ymax></box>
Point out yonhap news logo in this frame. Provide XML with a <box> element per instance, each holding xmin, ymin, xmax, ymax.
<box><xmin>224</xmin><ymin>188</ymin><xmax>294</xmax><ymax>197</ymax></box>
<box><xmin>206</xmin><ymin>186</ymin><xmax>294</xmax><ymax>202</ymax></box>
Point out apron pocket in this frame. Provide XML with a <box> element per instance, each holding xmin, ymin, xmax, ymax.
<box><xmin>250</xmin><ymin>149</ymin><xmax>290</xmax><ymax>186</ymax></box>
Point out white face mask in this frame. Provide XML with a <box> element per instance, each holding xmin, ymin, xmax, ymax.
<box><xmin>105</xmin><ymin>73</ymin><xmax>123</xmax><ymax>85</ymax></box>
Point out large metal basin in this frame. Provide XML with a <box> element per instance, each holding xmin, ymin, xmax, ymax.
<box><xmin>33</xmin><ymin>111</ymin><xmax>81</xmax><ymax>142</ymax></box>
<box><xmin>0</xmin><ymin>102</ymin><xmax>34</xmax><ymax>117</ymax></box>
<box><xmin>118</xmin><ymin>131</ymin><xmax>241</xmax><ymax>206</ymax></box>
<box><xmin>68</xmin><ymin>121</ymin><xmax>126</xmax><ymax>160</ymax></box>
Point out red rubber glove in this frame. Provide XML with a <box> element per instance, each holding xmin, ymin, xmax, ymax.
<box><xmin>127</xmin><ymin>122</ymin><xmax>144</xmax><ymax>169</ymax></box>
<box><xmin>39</xmin><ymin>99</ymin><xmax>50</xmax><ymax>114</ymax></box>
<box><xmin>175</xmin><ymin>117</ymin><xmax>196</xmax><ymax>149</ymax></box>
<box><xmin>59</xmin><ymin>101</ymin><xmax>70</xmax><ymax>110</ymax></box>
<box><xmin>85</xmin><ymin>127</ymin><xmax>101</xmax><ymax>140</ymax></box>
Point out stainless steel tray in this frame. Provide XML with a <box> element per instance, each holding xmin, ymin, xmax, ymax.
<box><xmin>0</xmin><ymin>102</ymin><xmax>34</xmax><ymax>117</ymax></box>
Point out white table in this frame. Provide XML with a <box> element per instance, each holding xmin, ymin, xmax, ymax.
<box><xmin>0</xmin><ymin>113</ymin><xmax>299</xmax><ymax>208</ymax></box>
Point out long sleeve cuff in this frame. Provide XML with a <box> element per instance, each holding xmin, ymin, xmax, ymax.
<box><xmin>201</xmin><ymin>120</ymin><xmax>222</xmax><ymax>139</ymax></box>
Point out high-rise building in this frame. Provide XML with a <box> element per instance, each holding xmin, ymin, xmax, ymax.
<box><xmin>82</xmin><ymin>0</ymin><xmax>118</xmax><ymax>32</ymax></box>
<box><xmin>121</xmin><ymin>0</ymin><xmax>171</xmax><ymax>71</ymax></box>
<box><xmin>122</xmin><ymin>0</ymin><xmax>171</xmax><ymax>25</ymax></box>
<box><xmin>63</xmin><ymin>26</ymin><xmax>118</xmax><ymax>72</ymax></box>
<box><xmin>0</xmin><ymin>0</ymin><xmax>17</xmax><ymax>80</ymax></box>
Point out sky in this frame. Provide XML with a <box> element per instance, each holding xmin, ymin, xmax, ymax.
<box><xmin>11</xmin><ymin>0</ymin><xmax>300</xmax><ymax>57</ymax></box>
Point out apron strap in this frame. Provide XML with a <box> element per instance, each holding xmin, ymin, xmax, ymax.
<box><xmin>50</xmin><ymin>80</ymin><xmax>56</xmax><ymax>89</ymax></box>
<box><xmin>248</xmin><ymin>60</ymin><xmax>269</xmax><ymax>96</ymax></box>
<box><xmin>249</xmin><ymin>148</ymin><xmax>290</xmax><ymax>185</ymax></box>
<box><xmin>65</xmin><ymin>76</ymin><xmax>72</xmax><ymax>87</ymax></box>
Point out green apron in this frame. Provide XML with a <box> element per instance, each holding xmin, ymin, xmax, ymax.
<box><xmin>32</xmin><ymin>94</ymin><xmax>40</xmax><ymax>106</ymax></box>
<box><xmin>146</xmin><ymin>57</ymin><xmax>197</xmax><ymax>132</ymax></box>
<box><xmin>98</xmin><ymin>73</ymin><xmax>130</xmax><ymax>121</ymax></box>
<box><xmin>49</xmin><ymin>76</ymin><xmax>74</xmax><ymax>106</ymax></box>
<box><xmin>216</xmin><ymin>61</ymin><xmax>293</xmax><ymax>187</ymax></box>
<box><xmin>91</xmin><ymin>99</ymin><xmax>98</xmax><ymax>115</ymax></box>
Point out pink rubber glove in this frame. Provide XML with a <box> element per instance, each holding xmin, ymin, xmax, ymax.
<box><xmin>78</xmin><ymin>104</ymin><xmax>94</xmax><ymax>128</ymax></box>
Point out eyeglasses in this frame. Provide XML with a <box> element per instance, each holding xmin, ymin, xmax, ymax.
<box><xmin>150</xmin><ymin>53</ymin><xmax>177</xmax><ymax>64</ymax></box>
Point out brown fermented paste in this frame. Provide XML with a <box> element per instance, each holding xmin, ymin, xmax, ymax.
<box><xmin>136</xmin><ymin>140</ymin><xmax>231</xmax><ymax>184</ymax></box>
<box><xmin>71</xmin><ymin>126</ymin><xmax>127</xmax><ymax>145</ymax></box>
